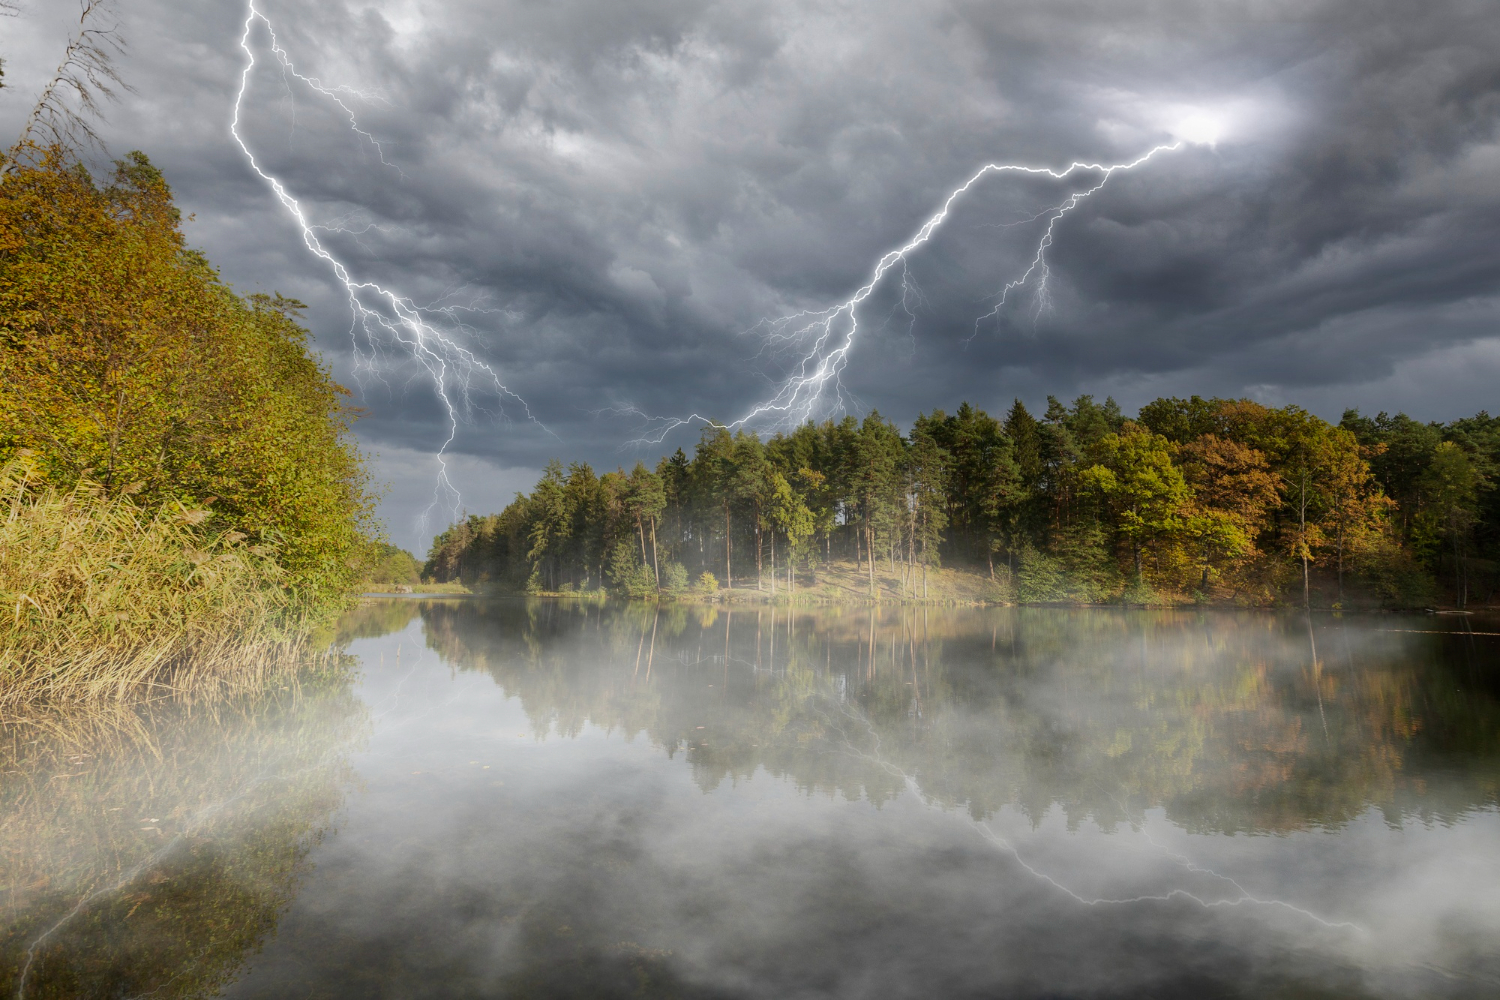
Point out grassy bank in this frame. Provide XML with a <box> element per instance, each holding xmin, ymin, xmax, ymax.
<box><xmin>497</xmin><ymin>558</ymin><xmax>1463</xmax><ymax>610</ymax></box>
<box><xmin>360</xmin><ymin>581</ymin><xmax>471</xmax><ymax>595</ymax></box>
<box><xmin>688</xmin><ymin>560</ymin><xmax>1008</xmax><ymax>606</ymax></box>
<box><xmin>0</xmin><ymin>460</ymin><xmax>327</xmax><ymax>707</ymax></box>
<box><xmin>0</xmin><ymin>149</ymin><xmax>382</xmax><ymax>706</ymax></box>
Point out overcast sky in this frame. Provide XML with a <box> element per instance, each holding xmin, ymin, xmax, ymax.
<box><xmin>4</xmin><ymin>0</ymin><xmax>1499</xmax><ymax>551</ymax></box>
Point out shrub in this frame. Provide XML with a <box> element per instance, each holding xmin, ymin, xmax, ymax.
<box><xmin>661</xmin><ymin>561</ymin><xmax>689</xmax><ymax>594</ymax></box>
<box><xmin>1357</xmin><ymin>533</ymin><xmax>1438</xmax><ymax>607</ymax></box>
<box><xmin>607</xmin><ymin>545</ymin><xmax>657</xmax><ymax>599</ymax></box>
<box><xmin>696</xmin><ymin>571</ymin><xmax>719</xmax><ymax>594</ymax></box>
<box><xmin>359</xmin><ymin>541</ymin><xmax>421</xmax><ymax>586</ymax></box>
<box><xmin>1017</xmin><ymin>546</ymin><xmax>1066</xmax><ymax>603</ymax></box>
<box><xmin>1119</xmin><ymin>578</ymin><xmax>1162</xmax><ymax>607</ymax></box>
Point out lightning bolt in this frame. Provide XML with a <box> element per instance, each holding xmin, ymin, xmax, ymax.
<box><xmin>629</xmin><ymin>142</ymin><xmax>1184</xmax><ymax>444</ymax></box>
<box><xmin>231</xmin><ymin>1</ymin><xmax>542</xmax><ymax>528</ymax></box>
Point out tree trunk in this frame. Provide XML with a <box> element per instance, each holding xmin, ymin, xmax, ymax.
<box><xmin>105</xmin><ymin>386</ymin><xmax>126</xmax><ymax>488</ymax></box>
<box><xmin>770</xmin><ymin>531</ymin><xmax>776</xmax><ymax>597</ymax></box>
<box><xmin>920</xmin><ymin>510</ymin><xmax>928</xmax><ymax>599</ymax></box>
<box><xmin>1453</xmin><ymin>514</ymin><xmax>1464</xmax><ymax>609</ymax></box>
<box><xmin>724</xmin><ymin>503</ymin><xmax>733</xmax><ymax>590</ymax></box>
<box><xmin>650</xmin><ymin>517</ymin><xmax>660</xmax><ymax>587</ymax></box>
<box><xmin>1300</xmin><ymin>470</ymin><xmax>1311</xmax><ymax>611</ymax></box>
<box><xmin>1335</xmin><ymin>500</ymin><xmax>1345</xmax><ymax>605</ymax></box>
<box><xmin>755</xmin><ymin>511</ymin><xmax>763</xmax><ymax>591</ymax></box>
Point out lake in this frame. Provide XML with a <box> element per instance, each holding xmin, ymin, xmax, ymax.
<box><xmin>5</xmin><ymin>600</ymin><xmax>1499</xmax><ymax>998</ymax></box>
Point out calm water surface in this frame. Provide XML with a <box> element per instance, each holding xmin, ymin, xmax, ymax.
<box><xmin>4</xmin><ymin>601</ymin><xmax>1499</xmax><ymax>998</ymax></box>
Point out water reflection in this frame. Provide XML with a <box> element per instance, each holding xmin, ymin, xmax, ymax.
<box><xmin>4</xmin><ymin>602</ymin><xmax>1498</xmax><ymax>998</ymax></box>
<box><xmin>422</xmin><ymin>601</ymin><xmax>1500</xmax><ymax>834</ymax></box>
<box><xmin>0</xmin><ymin>678</ymin><xmax>366</xmax><ymax>998</ymax></box>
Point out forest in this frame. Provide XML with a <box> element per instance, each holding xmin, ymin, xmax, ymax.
<box><xmin>424</xmin><ymin>396</ymin><xmax>1499</xmax><ymax>608</ymax></box>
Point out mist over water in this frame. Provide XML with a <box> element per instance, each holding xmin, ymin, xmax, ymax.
<box><xmin>6</xmin><ymin>601</ymin><xmax>1500</xmax><ymax>998</ymax></box>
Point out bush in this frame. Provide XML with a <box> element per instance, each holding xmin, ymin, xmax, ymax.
<box><xmin>1357</xmin><ymin>533</ymin><xmax>1438</xmax><ymax>607</ymax></box>
<box><xmin>1017</xmin><ymin>546</ymin><xmax>1066</xmax><ymax>603</ymax></box>
<box><xmin>1119</xmin><ymin>578</ymin><xmax>1162</xmax><ymax>606</ymax></box>
<box><xmin>696</xmin><ymin>571</ymin><xmax>719</xmax><ymax>594</ymax></box>
<box><xmin>661</xmin><ymin>561</ymin><xmax>689</xmax><ymax>594</ymax></box>
<box><xmin>359</xmin><ymin>541</ymin><xmax>421</xmax><ymax>586</ymax></box>
<box><xmin>1054</xmin><ymin>523</ymin><xmax>1121</xmax><ymax>603</ymax></box>
<box><xmin>607</xmin><ymin>545</ymin><xmax>657</xmax><ymax>599</ymax></box>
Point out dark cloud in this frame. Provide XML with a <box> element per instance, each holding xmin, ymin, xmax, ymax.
<box><xmin>3</xmin><ymin>0</ymin><xmax>1498</xmax><ymax>548</ymax></box>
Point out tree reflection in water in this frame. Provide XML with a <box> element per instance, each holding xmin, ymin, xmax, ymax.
<box><xmin>0</xmin><ymin>674</ymin><xmax>366</xmax><ymax>999</ymax></box>
<box><xmin>419</xmin><ymin>601</ymin><xmax>1500</xmax><ymax>835</ymax></box>
<box><xmin>5</xmin><ymin>601</ymin><xmax>1496</xmax><ymax>999</ymax></box>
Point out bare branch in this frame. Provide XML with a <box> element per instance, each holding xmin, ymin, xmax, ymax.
<box><xmin>0</xmin><ymin>0</ymin><xmax>19</xmax><ymax>91</ymax></box>
<box><xmin>9</xmin><ymin>1</ymin><xmax>133</xmax><ymax>162</ymax></box>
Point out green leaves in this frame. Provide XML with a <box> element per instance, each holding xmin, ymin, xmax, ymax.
<box><xmin>0</xmin><ymin>150</ymin><xmax>374</xmax><ymax>613</ymax></box>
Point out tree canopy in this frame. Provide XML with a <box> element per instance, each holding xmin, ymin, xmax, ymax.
<box><xmin>425</xmin><ymin>393</ymin><xmax>1495</xmax><ymax>607</ymax></box>
<box><xmin>0</xmin><ymin>148</ymin><xmax>375</xmax><ymax>607</ymax></box>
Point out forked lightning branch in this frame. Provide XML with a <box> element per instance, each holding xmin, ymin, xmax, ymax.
<box><xmin>231</xmin><ymin>0</ymin><xmax>538</xmax><ymax>527</ymax></box>
<box><xmin>231</xmin><ymin>1</ymin><xmax>1218</xmax><ymax>485</ymax></box>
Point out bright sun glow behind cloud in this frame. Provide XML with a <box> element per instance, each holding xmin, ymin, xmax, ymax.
<box><xmin>1173</xmin><ymin>112</ymin><xmax>1225</xmax><ymax>146</ymax></box>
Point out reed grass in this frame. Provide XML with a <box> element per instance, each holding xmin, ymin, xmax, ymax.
<box><xmin>0</xmin><ymin>457</ymin><xmax>319</xmax><ymax>706</ymax></box>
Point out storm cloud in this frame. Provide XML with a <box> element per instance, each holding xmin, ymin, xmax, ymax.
<box><xmin>3</xmin><ymin>0</ymin><xmax>1498</xmax><ymax>547</ymax></box>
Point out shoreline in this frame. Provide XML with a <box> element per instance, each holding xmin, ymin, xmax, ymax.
<box><xmin>379</xmin><ymin>559</ymin><xmax>1492</xmax><ymax>614</ymax></box>
<box><xmin>359</xmin><ymin>588</ymin><xmax>1497</xmax><ymax>616</ymax></box>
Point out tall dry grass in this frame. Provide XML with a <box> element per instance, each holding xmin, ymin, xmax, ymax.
<box><xmin>0</xmin><ymin>457</ymin><xmax>317</xmax><ymax>706</ymax></box>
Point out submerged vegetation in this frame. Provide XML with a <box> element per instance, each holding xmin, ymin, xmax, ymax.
<box><xmin>426</xmin><ymin>397</ymin><xmax>1498</xmax><ymax>608</ymax></box>
<box><xmin>0</xmin><ymin>148</ymin><xmax>377</xmax><ymax>701</ymax></box>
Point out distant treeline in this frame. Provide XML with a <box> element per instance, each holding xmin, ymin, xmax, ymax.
<box><xmin>426</xmin><ymin>396</ymin><xmax>1498</xmax><ymax>607</ymax></box>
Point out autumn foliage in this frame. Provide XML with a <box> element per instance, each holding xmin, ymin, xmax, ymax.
<box><xmin>428</xmin><ymin>394</ymin><xmax>1496</xmax><ymax>608</ymax></box>
<box><xmin>0</xmin><ymin>147</ymin><xmax>374</xmax><ymax>608</ymax></box>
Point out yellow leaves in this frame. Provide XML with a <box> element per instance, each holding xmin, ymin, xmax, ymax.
<box><xmin>2</xmin><ymin>152</ymin><xmax>375</xmax><ymax>609</ymax></box>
